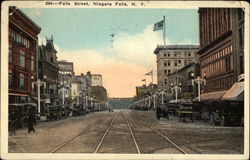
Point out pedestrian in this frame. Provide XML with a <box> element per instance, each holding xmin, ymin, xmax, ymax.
<box><xmin>156</xmin><ymin>107</ymin><xmax>162</xmax><ymax>120</ymax></box>
<box><xmin>27</xmin><ymin>114</ymin><xmax>36</xmax><ymax>133</ymax></box>
<box><xmin>9</xmin><ymin>111</ymin><xmax>17</xmax><ymax>136</ymax></box>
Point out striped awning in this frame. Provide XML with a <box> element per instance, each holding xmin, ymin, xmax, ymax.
<box><xmin>222</xmin><ymin>82</ymin><xmax>244</xmax><ymax>101</ymax></box>
<box><xmin>193</xmin><ymin>90</ymin><xmax>228</xmax><ymax>102</ymax></box>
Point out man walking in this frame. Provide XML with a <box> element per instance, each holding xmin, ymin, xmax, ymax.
<box><xmin>27</xmin><ymin>114</ymin><xmax>36</xmax><ymax>133</ymax></box>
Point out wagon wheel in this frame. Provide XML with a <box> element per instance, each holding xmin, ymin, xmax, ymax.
<box><xmin>220</xmin><ymin>116</ymin><xmax>225</xmax><ymax>127</ymax></box>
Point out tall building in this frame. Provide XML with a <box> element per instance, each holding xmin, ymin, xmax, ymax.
<box><xmin>8</xmin><ymin>7</ymin><xmax>41</xmax><ymax>105</ymax></box>
<box><xmin>38</xmin><ymin>36</ymin><xmax>59</xmax><ymax>112</ymax></box>
<box><xmin>154</xmin><ymin>45</ymin><xmax>199</xmax><ymax>91</ymax></box>
<box><xmin>197</xmin><ymin>8</ymin><xmax>245</xmax><ymax>101</ymax></box>
<box><xmin>58</xmin><ymin>60</ymin><xmax>75</xmax><ymax>105</ymax></box>
<box><xmin>91</xmin><ymin>74</ymin><xmax>102</xmax><ymax>86</ymax></box>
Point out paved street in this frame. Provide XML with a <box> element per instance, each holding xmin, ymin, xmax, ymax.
<box><xmin>8</xmin><ymin>110</ymin><xmax>243</xmax><ymax>154</ymax></box>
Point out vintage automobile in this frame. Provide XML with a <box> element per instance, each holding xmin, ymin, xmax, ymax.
<box><xmin>44</xmin><ymin>105</ymin><xmax>70</xmax><ymax>121</ymax></box>
<box><xmin>176</xmin><ymin>103</ymin><xmax>194</xmax><ymax>122</ymax></box>
<box><xmin>9</xmin><ymin>103</ymin><xmax>37</xmax><ymax>128</ymax></box>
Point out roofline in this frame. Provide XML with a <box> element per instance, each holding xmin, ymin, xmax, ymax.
<box><xmin>154</xmin><ymin>44</ymin><xmax>199</xmax><ymax>54</ymax></box>
<box><xmin>10</xmin><ymin>6</ymin><xmax>41</xmax><ymax>32</ymax></box>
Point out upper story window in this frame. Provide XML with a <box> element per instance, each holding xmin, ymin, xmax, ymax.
<box><xmin>31</xmin><ymin>55</ymin><xmax>35</xmax><ymax>71</ymax></box>
<box><xmin>19</xmin><ymin>50</ymin><xmax>25</xmax><ymax>68</ymax></box>
<box><xmin>188</xmin><ymin>51</ymin><xmax>192</xmax><ymax>57</ymax></box>
<box><xmin>178</xmin><ymin>51</ymin><xmax>181</xmax><ymax>57</ymax></box>
<box><xmin>9</xmin><ymin>70</ymin><xmax>13</xmax><ymax>89</ymax></box>
<box><xmin>9</xmin><ymin>44</ymin><xmax>12</xmax><ymax>63</ymax></box>
<box><xmin>19</xmin><ymin>73</ymin><xmax>25</xmax><ymax>91</ymax></box>
<box><xmin>174</xmin><ymin>51</ymin><xmax>177</xmax><ymax>57</ymax></box>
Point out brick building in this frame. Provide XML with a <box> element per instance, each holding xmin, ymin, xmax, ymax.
<box><xmin>8</xmin><ymin>7</ymin><xmax>41</xmax><ymax>104</ymax></box>
<box><xmin>197</xmin><ymin>8</ymin><xmax>245</xmax><ymax>101</ymax></box>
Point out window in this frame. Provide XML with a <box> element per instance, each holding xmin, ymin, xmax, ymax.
<box><xmin>188</xmin><ymin>51</ymin><xmax>191</xmax><ymax>57</ymax></box>
<box><xmin>31</xmin><ymin>55</ymin><xmax>34</xmax><ymax>71</ymax></box>
<box><xmin>164</xmin><ymin>70</ymin><xmax>167</xmax><ymax>74</ymax></box>
<box><xmin>9</xmin><ymin>44</ymin><xmax>12</xmax><ymax>63</ymax></box>
<box><xmin>19</xmin><ymin>73</ymin><xmax>25</xmax><ymax>91</ymax></box>
<box><xmin>174</xmin><ymin>51</ymin><xmax>177</xmax><ymax>57</ymax></box>
<box><xmin>19</xmin><ymin>50</ymin><xmax>25</xmax><ymax>67</ymax></box>
<box><xmin>167</xmin><ymin>60</ymin><xmax>171</xmax><ymax>66</ymax></box>
<box><xmin>164</xmin><ymin>53</ymin><xmax>166</xmax><ymax>57</ymax></box>
<box><xmin>9</xmin><ymin>70</ymin><xmax>13</xmax><ymax>89</ymax></box>
<box><xmin>164</xmin><ymin>62</ymin><xmax>167</xmax><ymax>67</ymax></box>
<box><xmin>168</xmin><ymin>70</ymin><xmax>171</xmax><ymax>74</ymax></box>
<box><xmin>16</xmin><ymin>33</ymin><xmax>21</xmax><ymax>43</ymax></box>
<box><xmin>174</xmin><ymin>60</ymin><xmax>177</xmax><ymax>66</ymax></box>
<box><xmin>167</xmin><ymin>53</ymin><xmax>170</xmax><ymax>57</ymax></box>
<box><xmin>178</xmin><ymin>60</ymin><xmax>181</xmax><ymax>66</ymax></box>
<box><xmin>178</xmin><ymin>51</ymin><xmax>181</xmax><ymax>57</ymax></box>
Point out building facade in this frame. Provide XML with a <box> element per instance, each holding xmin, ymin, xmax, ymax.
<box><xmin>154</xmin><ymin>45</ymin><xmax>199</xmax><ymax>91</ymax></box>
<box><xmin>91</xmin><ymin>74</ymin><xmax>102</xmax><ymax>86</ymax></box>
<box><xmin>58</xmin><ymin>60</ymin><xmax>75</xmax><ymax>105</ymax></box>
<box><xmin>9</xmin><ymin>7</ymin><xmax>41</xmax><ymax>105</ymax></box>
<box><xmin>198</xmin><ymin>8</ymin><xmax>245</xmax><ymax>100</ymax></box>
<box><xmin>38</xmin><ymin>36</ymin><xmax>59</xmax><ymax>111</ymax></box>
<box><xmin>166</xmin><ymin>63</ymin><xmax>199</xmax><ymax>100</ymax></box>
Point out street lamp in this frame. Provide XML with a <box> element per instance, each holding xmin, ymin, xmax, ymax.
<box><xmin>171</xmin><ymin>82</ymin><xmax>182</xmax><ymax>103</ymax></box>
<box><xmin>191</xmin><ymin>72</ymin><xmax>206</xmax><ymax>102</ymax></box>
<box><xmin>31</xmin><ymin>75</ymin><xmax>46</xmax><ymax>118</ymax></box>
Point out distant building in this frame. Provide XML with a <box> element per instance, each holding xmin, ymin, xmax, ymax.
<box><xmin>58</xmin><ymin>60</ymin><xmax>75</xmax><ymax>105</ymax></box>
<box><xmin>58</xmin><ymin>60</ymin><xmax>75</xmax><ymax>76</ymax></box>
<box><xmin>91</xmin><ymin>86</ymin><xmax>107</xmax><ymax>102</ymax></box>
<box><xmin>8</xmin><ymin>7</ymin><xmax>41</xmax><ymax>105</ymax></box>
<box><xmin>197</xmin><ymin>8</ymin><xmax>244</xmax><ymax>101</ymax></box>
<box><xmin>166</xmin><ymin>63</ymin><xmax>199</xmax><ymax>100</ymax></box>
<box><xmin>135</xmin><ymin>83</ymin><xmax>157</xmax><ymax>101</ymax></box>
<box><xmin>38</xmin><ymin>36</ymin><xmax>59</xmax><ymax>112</ymax></box>
<box><xmin>154</xmin><ymin>45</ymin><xmax>199</xmax><ymax>91</ymax></box>
<box><xmin>91</xmin><ymin>74</ymin><xmax>102</xmax><ymax>86</ymax></box>
<box><xmin>71</xmin><ymin>77</ymin><xmax>81</xmax><ymax>107</ymax></box>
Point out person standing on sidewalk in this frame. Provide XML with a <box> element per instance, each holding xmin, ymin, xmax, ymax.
<box><xmin>27</xmin><ymin>113</ymin><xmax>36</xmax><ymax>133</ymax></box>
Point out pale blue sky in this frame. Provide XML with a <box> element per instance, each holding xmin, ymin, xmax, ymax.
<box><xmin>20</xmin><ymin>8</ymin><xmax>199</xmax><ymax>97</ymax></box>
<box><xmin>21</xmin><ymin>8</ymin><xmax>199</xmax><ymax>51</ymax></box>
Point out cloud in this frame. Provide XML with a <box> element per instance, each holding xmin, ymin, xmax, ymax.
<box><xmin>110</xmin><ymin>25</ymin><xmax>169</xmax><ymax>69</ymax></box>
<box><xmin>56</xmin><ymin>26</ymin><xmax>170</xmax><ymax>97</ymax></box>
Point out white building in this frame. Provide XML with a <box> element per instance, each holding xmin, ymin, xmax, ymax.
<box><xmin>91</xmin><ymin>74</ymin><xmax>102</xmax><ymax>86</ymax></box>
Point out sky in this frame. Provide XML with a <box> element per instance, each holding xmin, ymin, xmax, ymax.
<box><xmin>21</xmin><ymin>8</ymin><xmax>199</xmax><ymax>98</ymax></box>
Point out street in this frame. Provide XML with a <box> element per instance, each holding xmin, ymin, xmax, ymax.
<box><xmin>8</xmin><ymin>110</ymin><xmax>243</xmax><ymax>154</ymax></box>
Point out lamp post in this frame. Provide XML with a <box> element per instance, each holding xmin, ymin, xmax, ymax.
<box><xmin>31</xmin><ymin>75</ymin><xmax>47</xmax><ymax>118</ymax></box>
<box><xmin>191</xmin><ymin>72</ymin><xmax>206</xmax><ymax>102</ymax></box>
<box><xmin>171</xmin><ymin>83</ymin><xmax>182</xmax><ymax>103</ymax></box>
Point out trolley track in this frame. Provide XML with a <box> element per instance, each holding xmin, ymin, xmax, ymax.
<box><xmin>50</xmin><ymin>112</ymin><xmax>118</xmax><ymax>153</ymax></box>
<box><xmin>94</xmin><ymin>111</ymin><xmax>140</xmax><ymax>153</ymax></box>
<box><xmin>124</xmin><ymin>110</ymin><xmax>188</xmax><ymax>154</ymax></box>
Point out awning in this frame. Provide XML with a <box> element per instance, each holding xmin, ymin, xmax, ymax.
<box><xmin>193</xmin><ymin>90</ymin><xmax>228</xmax><ymax>102</ymax></box>
<box><xmin>222</xmin><ymin>82</ymin><xmax>244</xmax><ymax>101</ymax></box>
